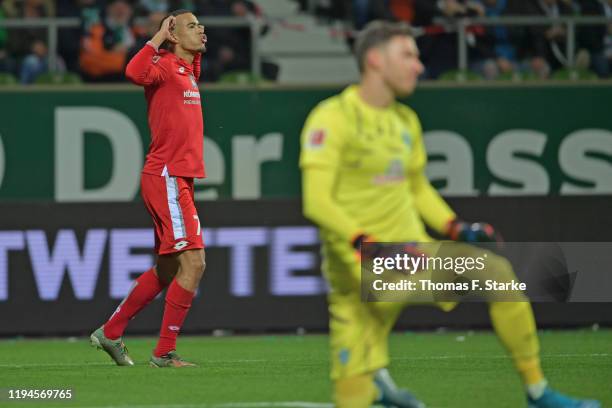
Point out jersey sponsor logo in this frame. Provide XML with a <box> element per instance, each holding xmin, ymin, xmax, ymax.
<box><xmin>373</xmin><ymin>159</ymin><xmax>406</xmax><ymax>185</ymax></box>
<box><xmin>183</xmin><ymin>90</ymin><xmax>200</xmax><ymax>98</ymax></box>
<box><xmin>183</xmin><ymin>89</ymin><xmax>201</xmax><ymax>105</ymax></box>
<box><xmin>174</xmin><ymin>240</ymin><xmax>189</xmax><ymax>250</ymax></box>
<box><xmin>306</xmin><ymin>129</ymin><xmax>327</xmax><ymax>149</ymax></box>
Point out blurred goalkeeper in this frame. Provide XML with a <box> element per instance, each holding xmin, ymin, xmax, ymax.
<box><xmin>299</xmin><ymin>21</ymin><xmax>600</xmax><ymax>408</ymax></box>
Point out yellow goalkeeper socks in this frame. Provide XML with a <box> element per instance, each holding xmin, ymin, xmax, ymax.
<box><xmin>334</xmin><ymin>373</ymin><xmax>378</xmax><ymax>408</ymax></box>
<box><xmin>489</xmin><ymin>302</ymin><xmax>545</xmax><ymax>386</ymax></box>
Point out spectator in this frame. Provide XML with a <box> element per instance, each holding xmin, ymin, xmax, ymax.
<box><xmin>352</xmin><ymin>0</ymin><xmax>395</xmax><ymax>29</ymax></box>
<box><xmin>309</xmin><ymin>0</ymin><xmax>351</xmax><ymax>22</ymax></box>
<box><xmin>79</xmin><ymin>0</ymin><xmax>137</xmax><ymax>81</ymax></box>
<box><xmin>135</xmin><ymin>1</ymin><xmax>201</xmax><ymax>16</ymax></box>
<box><xmin>506</xmin><ymin>0</ymin><xmax>575</xmax><ymax>79</ymax></box>
<box><xmin>0</xmin><ymin>5</ymin><xmax>17</xmax><ymax>75</ymax></box>
<box><xmin>412</xmin><ymin>0</ymin><xmax>485</xmax><ymax>78</ymax></box>
<box><xmin>4</xmin><ymin>0</ymin><xmax>55</xmax><ymax>60</ymax></box>
<box><xmin>471</xmin><ymin>0</ymin><xmax>518</xmax><ymax>79</ymax></box>
<box><xmin>20</xmin><ymin>39</ymin><xmax>66</xmax><ymax>84</ymax></box>
<box><xmin>199</xmin><ymin>0</ymin><xmax>277</xmax><ymax>81</ymax></box>
<box><xmin>127</xmin><ymin>10</ymin><xmax>166</xmax><ymax>63</ymax></box>
<box><xmin>57</xmin><ymin>0</ymin><xmax>102</xmax><ymax>72</ymax></box>
<box><xmin>578</xmin><ymin>0</ymin><xmax>612</xmax><ymax>77</ymax></box>
<box><xmin>389</xmin><ymin>0</ymin><xmax>415</xmax><ymax>23</ymax></box>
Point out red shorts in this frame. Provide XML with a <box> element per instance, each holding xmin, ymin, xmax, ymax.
<box><xmin>141</xmin><ymin>173</ymin><xmax>204</xmax><ymax>255</ymax></box>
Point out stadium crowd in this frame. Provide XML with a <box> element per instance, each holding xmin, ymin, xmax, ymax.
<box><xmin>0</xmin><ymin>0</ymin><xmax>610</xmax><ymax>84</ymax></box>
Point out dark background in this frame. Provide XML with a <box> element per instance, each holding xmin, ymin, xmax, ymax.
<box><xmin>2</xmin><ymin>196</ymin><xmax>611</xmax><ymax>336</ymax></box>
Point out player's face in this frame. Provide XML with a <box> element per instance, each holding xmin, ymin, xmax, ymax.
<box><xmin>174</xmin><ymin>13</ymin><xmax>207</xmax><ymax>53</ymax></box>
<box><xmin>380</xmin><ymin>36</ymin><xmax>424</xmax><ymax>97</ymax></box>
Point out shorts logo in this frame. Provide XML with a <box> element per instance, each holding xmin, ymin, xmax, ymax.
<box><xmin>307</xmin><ymin>129</ymin><xmax>327</xmax><ymax>149</ymax></box>
<box><xmin>174</xmin><ymin>240</ymin><xmax>189</xmax><ymax>250</ymax></box>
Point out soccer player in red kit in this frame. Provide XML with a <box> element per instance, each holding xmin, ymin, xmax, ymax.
<box><xmin>90</xmin><ymin>9</ymin><xmax>208</xmax><ymax>368</ymax></box>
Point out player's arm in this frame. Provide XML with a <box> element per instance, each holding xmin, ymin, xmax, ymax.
<box><xmin>411</xmin><ymin>171</ymin><xmax>456</xmax><ymax>235</ymax></box>
<box><xmin>407</xmin><ymin>109</ymin><xmax>500</xmax><ymax>242</ymax></box>
<box><xmin>193</xmin><ymin>52</ymin><xmax>201</xmax><ymax>81</ymax></box>
<box><xmin>405</xmin><ymin>109</ymin><xmax>456</xmax><ymax>235</ymax></box>
<box><xmin>300</xmin><ymin>108</ymin><xmax>362</xmax><ymax>244</ymax></box>
<box><xmin>125</xmin><ymin>16</ymin><xmax>177</xmax><ymax>85</ymax></box>
<box><xmin>302</xmin><ymin>167</ymin><xmax>362</xmax><ymax>243</ymax></box>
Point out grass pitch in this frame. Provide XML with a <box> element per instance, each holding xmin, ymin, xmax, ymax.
<box><xmin>0</xmin><ymin>330</ymin><xmax>610</xmax><ymax>408</ymax></box>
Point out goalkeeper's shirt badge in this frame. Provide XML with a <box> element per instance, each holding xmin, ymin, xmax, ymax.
<box><xmin>307</xmin><ymin>129</ymin><xmax>327</xmax><ymax>149</ymax></box>
<box><xmin>402</xmin><ymin>130</ymin><xmax>412</xmax><ymax>147</ymax></box>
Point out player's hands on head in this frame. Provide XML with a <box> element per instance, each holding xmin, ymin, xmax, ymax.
<box><xmin>445</xmin><ymin>219</ymin><xmax>503</xmax><ymax>243</ymax></box>
<box><xmin>150</xmin><ymin>15</ymin><xmax>179</xmax><ymax>49</ymax></box>
<box><xmin>160</xmin><ymin>16</ymin><xmax>179</xmax><ymax>44</ymax></box>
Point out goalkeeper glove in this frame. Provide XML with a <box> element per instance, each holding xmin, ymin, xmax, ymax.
<box><xmin>352</xmin><ymin>234</ymin><xmax>426</xmax><ymax>271</ymax></box>
<box><xmin>445</xmin><ymin>219</ymin><xmax>503</xmax><ymax>243</ymax></box>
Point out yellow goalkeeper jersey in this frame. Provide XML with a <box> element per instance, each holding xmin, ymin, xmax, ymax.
<box><xmin>300</xmin><ymin>85</ymin><xmax>455</xmax><ymax>247</ymax></box>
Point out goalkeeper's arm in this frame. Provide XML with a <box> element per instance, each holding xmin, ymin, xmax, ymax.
<box><xmin>411</xmin><ymin>171</ymin><xmax>502</xmax><ymax>242</ymax></box>
<box><xmin>410</xmin><ymin>171</ymin><xmax>456</xmax><ymax>235</ymax></box>
<box><xmin>302</xmin><ymin>166</ymin><xmax>362</xmax><ymax>244</ymax></box>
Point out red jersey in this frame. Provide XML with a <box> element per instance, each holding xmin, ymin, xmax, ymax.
<box><xmin>125</xmin><ymin>42</ymin><xmax>206</xmax><ymax>178</ymax></box>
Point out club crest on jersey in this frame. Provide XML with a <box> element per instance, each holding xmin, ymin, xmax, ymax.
<box><xmin>402</xmin><ymin>130</ymin><xmax>412</xmax><ymax>148</ymax></box>
<box><xmin>307</xmin><ymin>129</ymin><xmax>327</xmax><ymax>149</ymax></box>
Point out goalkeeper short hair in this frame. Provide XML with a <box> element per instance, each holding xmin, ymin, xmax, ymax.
<box><xmin>354</xmin><ymin>20</ymin><xmax>416</xmax><ymax>73</ymax></box>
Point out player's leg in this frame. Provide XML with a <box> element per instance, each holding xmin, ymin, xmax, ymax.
<box><xmin>438</xmin><ymin>245</ymin><xmax>600</xmax><ymax>408</ymax></box>
<box><xmin>101</xmin><ymin>256</ymin><xmax>177</xmax><ymax>340</ymax></box>
<box><xmin>150</xmin><ymin>175</ymin><xmax>205</xmax><ymax>367</ymax></box>
<box><xmin>90</xmin><ymin>249</ymin><xmax>175</xmax><ymax>366</ymax></box>
<box><xmin>330</xmin><ymin>292</ymin><xmax>380</xmax><ymax>408</ymax></box>
<box><xmin>483</xmin><ymin>254</ymin><xmax>600</xmax><ymax>407</ymax></box>
<box><xmin>151</xmin><ymin>248</ymin><xmax>205</xmax><ymax>367</ymax></box>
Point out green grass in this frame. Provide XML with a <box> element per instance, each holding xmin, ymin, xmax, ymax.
<box><xmin>0</xmin><ymin>330</ymin><xmax>610</xmax><ymax>407</ymax></box>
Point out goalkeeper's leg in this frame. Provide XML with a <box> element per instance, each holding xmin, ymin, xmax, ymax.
<box><xmin>330</xmin><ymin>292</ymin><xmax>424</xmax><ymax>407</ymax></box>
<box><xmin>486</xmin><ymin>254</ymin><xmax>600</xmax><ymax>408</ymax></box>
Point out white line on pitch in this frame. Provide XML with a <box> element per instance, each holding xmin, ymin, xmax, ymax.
<box><xmin>0</xmin><ymin>359</ymin><xmax>269</xmax><ymax>368</ymax></box>
<box><xmin>394</xmin><ymin>353</ymin><xmax>610</xmax><ymax>361</ymax></box>
<box><xmin>73</xmin><ymin>402</ymin><xmax>334</xmax><ymax>408</ymax></box>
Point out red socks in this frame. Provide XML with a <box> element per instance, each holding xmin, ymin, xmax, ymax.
<box><xmin>103</xmin><ymin>268</ymin><xmax>165</xmax><ymax>340</ymax></box>
<box><xmin>153</xmin><ymin>280</ymin><xmax>195</xmax><ymax>357</ymax></box>
<box><xmin>102</xmin><ymin>267</ymin><xmax>195</xmax><ymax>357</ymax></box>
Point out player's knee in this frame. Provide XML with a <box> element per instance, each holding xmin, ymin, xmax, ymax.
<box><xmin>190</xmin><ymin>256</ymin><xmax>205</xmax><ymax>276</ymax></box>
<box><xmin>182</xmin><ymin>252</ymin><xmax>206</xmax><ymax>278</ymax></box>
<box><xmin>489</xmin><ymin>254</ymin><xmax>516</xmax><ymax>281</ymax></box>
<box><xmin>334</xmin><ymin>374</ymin><xmax>377</xmax><ymax>408</ymax></box>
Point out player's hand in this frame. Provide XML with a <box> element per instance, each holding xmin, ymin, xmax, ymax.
<box><xmin>160</xmin><ymin>16</ymin><xmax>179</xmax><ymax>43</ymax></box>
<box><xmin>352</xmin><ymin>234</ymin><xmax>427</xmax><ymax>272</ymax></box>
<box><xmin>150</xmin><ymin>15</ymin><xmax>179</xmax><ymax>49</ymax></box>
<box><xmin>445</xmin><ymin>219</ymin><xmax>503</xmax><ymax>243</ymax></box>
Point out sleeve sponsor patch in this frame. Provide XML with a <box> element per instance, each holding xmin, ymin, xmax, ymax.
<box><xmin>307</xmin><ymin>129</ymin><xmax>327</xmax><ymax>149</ymax></box>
